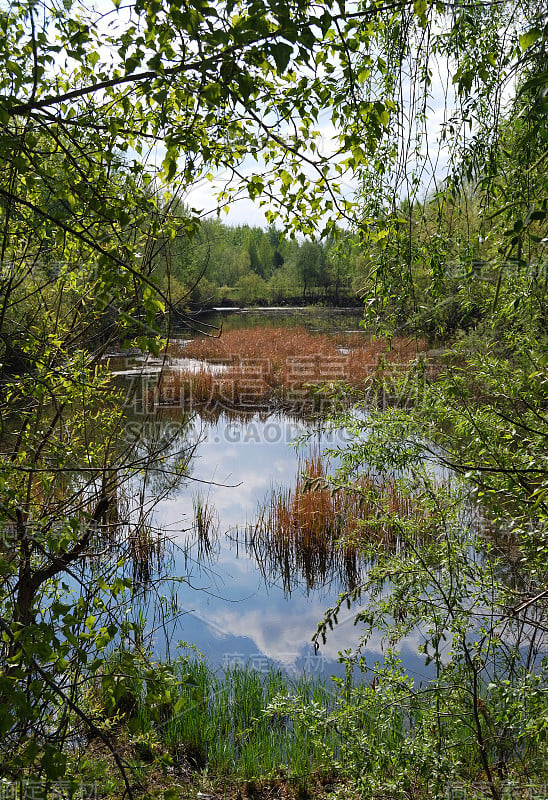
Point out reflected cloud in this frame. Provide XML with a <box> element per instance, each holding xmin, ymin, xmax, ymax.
<box><xmin>142</xmin><ymin>407</ymin><xmax>431</xmax><ymax>683</ymax></box>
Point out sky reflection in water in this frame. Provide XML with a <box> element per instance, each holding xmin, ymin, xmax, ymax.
<box><xmin>148</xmin><ymin>410</ymin><xmax>429</xmax><ymax>684</ymax></box>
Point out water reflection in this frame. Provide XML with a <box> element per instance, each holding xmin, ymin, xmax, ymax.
<box><xmin>110</xmin><ymin>308</ymin><xmax>435</xmax><ymax>680</ymax></box>
<box><xmin>123</xmin><ymin>407</ymin><xmax>435</xmax><ymax>681</ymax></box>
<box><xmin>191</xmin><ymin>307</ymin><xmax>365</xmax><ymax>335</ymax></box>
<box><xmin>122</xmin><ymin>408</ymin><xmax>361</xmax><ymax>676</ymax></box>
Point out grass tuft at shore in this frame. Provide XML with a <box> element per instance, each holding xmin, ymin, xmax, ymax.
<box><xmin>86</xmin><ymin>646</ymin><xmax>340</xmax><ymax>786</ymax></box>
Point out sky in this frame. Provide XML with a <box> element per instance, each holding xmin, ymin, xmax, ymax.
<box><xmin>77</xmin><ymin>0</ymin><xmax>474</xmax><ymax>232</ymax></box>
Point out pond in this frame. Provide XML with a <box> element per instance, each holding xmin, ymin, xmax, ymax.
<box><xmin>112</xmin><ymin>308</ymin><xmax>433</xmax><ymax>683</ymax></box>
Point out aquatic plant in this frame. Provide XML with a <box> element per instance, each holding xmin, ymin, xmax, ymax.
<box><xmin>192</xmin><ymin>492</ymin><xmax>219</xmax><ymax>558</ymax></box>
<box><xmin>248</xmin><ymin>450</ymin><xmax>438</xmax><ymax>594</ymax></box>
<box><xmin>157</xmin><ymin>326</ymin><xmax>429</xmax><ymax>411</ymax></box>
<box><xmin>90</xmin><ymin>645</ymin><xmax>340</xmax><ymax>782</ymax></box>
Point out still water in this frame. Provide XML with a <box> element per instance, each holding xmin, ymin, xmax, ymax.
<box><xmin>118</xmin><ymin>309</ymin><xmax>431</xmax><ymax>682</ymax></box>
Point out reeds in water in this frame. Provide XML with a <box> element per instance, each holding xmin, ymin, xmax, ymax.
<box><xmin>192</xmin><ymin>492</ymin><xmax>219</xmax><ymax>558</ymax></box>
<box><xmin>162</xmin><ymin>657</ymin><xmax>339</xmax><ymax>781</ymax></box>
<box><xmin>248</xmin><ymin>451</ymin><xmax>437</xmax><ymax>594</ymax></box>
<box><xmin>128</xmin><ymin>524</ymin><xmax>165</xmax><ymax>582</ymax></box>
<box><xmin>156</xmin><ymin>326</ymin><xmax>429</xmax><ymax>410</ymax></box>
<box><xmin>95</xmin><ymin>646</ymin><xmax>340</xmax><ymax>781</ymax></box>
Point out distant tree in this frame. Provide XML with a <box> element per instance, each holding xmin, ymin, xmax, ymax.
<box><xmin>247</xmin><ymin>240</ymin><xmax>262</xmax><ymax>275</ymax></box>
<box><xmin>324</xmin><ymin>235</ymin><xmax>356</xmax><ymax>304</ymax></box>
<box><xmin>272</xmin><ymin>249</ymin><xmax>285</xmax><ymax>270</ymax></box>
<box><xmin>296</xmin><ymin>241</ymin><xmax>322</xmax><ymax>300</ymax></box>
<box><xmin>235</xmin><ymin>272</ymin><xmax>269</xmax><ymax>304</ymax></box>
<box><xmin>268</xmin><ymin>263</ymin><xmax>301</xmax><ymax>303</ymax></box>
<box><xmin>267</xmin><ymin>225</ymin><xmax>282</xmax><ymax>248</ymax></box>
<box><xmin>258</xmin><ymin>236</ymin><xmax>275</xmax><ymax>277</ymax></box>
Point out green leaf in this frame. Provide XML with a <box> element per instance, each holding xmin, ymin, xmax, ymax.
<box><xmin>413</xmin><ymin>0</ymin><xmax>427</xmax><ymax>24</ymax></box>
<box><xmin>125</xmin><ymin>55</ymin><xmax>141</xmax><ymax>74</ymax></box>
<box><xmin>280</xmin><ymin>169</ymin><xmax>292</xmax><ymax>188</ymax></box>
<box><xmin>519</xmin><ymin>27</ymin><xmax>542</xmax><ymax>52</ymax></box>
<box><xmin>7</xmin><ymin>60</ymin><xmax>23</xmax><ymax>79</ymax></box>
<box><xmin>519</xmin><ymin>71</ymin><xmax>548</xmax><ymax>95</ymax></box>
<box><xmin>0</xmin><ymin>707</ymin><xmax>14</xmax><ymax>737</ymax></box>
<box><xmin>163</xmin><ymin>153</ymin><xmax>178</xmax><ymax>182</ymax></box>
<box><xmin>271</xmin><ymin>42</ymin><xmax>293</xmax><ymax>73</ymax></box>
<box><xmin>42</xmin><ymin>747</ymin><xmax>67</xmax><ymax>780</ymax></box>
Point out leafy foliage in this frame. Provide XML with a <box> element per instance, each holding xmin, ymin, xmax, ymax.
<box><xmin>1</xmin><ymin>0</ymin><xmax>547</xmax><ymax>793</ymax></box>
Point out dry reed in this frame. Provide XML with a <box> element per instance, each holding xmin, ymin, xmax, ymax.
<box><xmin>247</xmin><ymin>451</ymin><xmax>436</xmax><ymax>593</ymax></box>
<box><xmin>128</xmin><ymin>524</ymin><xmax>165</xmax><ymax>582</ymax></box>
<box><xmin>157</xmin><ymin>327</ymin><xmax>429</xmax><ymax>409</ymax></box>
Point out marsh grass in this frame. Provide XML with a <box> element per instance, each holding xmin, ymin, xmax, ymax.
<box><xmin>175</xmin><ymin>326</ymin><xmax>424</xmax><ymax>368</ymax></box>
<box><xmin>93</xmin><ymin>647</ymin><xmax>341</xmax><ymax>782</ymax></box>
<box><xmin>163</xmin><ymin>658</ymin><xmax>340</xmax><ymax>781</ymax></box>
<box><xmin>155</xmin><ymin>326</ymin><xmax>428</xmax><ymax>409</ymax></box>
<box><xmin>128</xmin><ymin>525</ymin><xmax>166</xmax><ymax>582</ymax></box>
<box><xmin>248</xmin><ymin>451</ymin><xmax>438</xmax><ymax>593</ymax></box>
<box><xmin>192</xmin><ymin>492</ymin><xmax>219</xmax><ymax>558</ymax></box>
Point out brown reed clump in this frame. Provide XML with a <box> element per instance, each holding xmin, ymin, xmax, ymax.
<box><xmin>128</xmin><ymin>524</ymin><xmax>165</xmax><ymax>583</ymax></box>
<box><xmin>159</xmin><ymin>326</ymin><xmax>429</xmax><ymax>409</ymax></box>
<box><xmin>149</xmin><ymin>365</ymin><xmax>272</xmax><ymax>407</ymax></box>
<box><xmin>248</xmin><ymin>450</ymin><xmax>436</xmax><ymax>594</ymax></box>
<box><xmin>173</xmin><ymin>326</ymin><xmax>426</xmax><ymax>370</ymax></box>
<box><xmin>193</xmin><ymin>492</ymin><xmax>219</xmax><ymax>559</ymax></box>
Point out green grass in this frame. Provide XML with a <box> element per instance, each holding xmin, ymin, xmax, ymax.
<box><xmin>161</xmin><ymin>657</ymin><xmax>339</xmax><ymax>780</ymax></box>
<box><xmin>81</xmin><ymin>644</ymin><xmax>548</xmax><ymax>798</ymax></box>
<box><xmin>93</xmin><ymin>646</ymin><xmax>341</xmax><ymax>782</ymax></box>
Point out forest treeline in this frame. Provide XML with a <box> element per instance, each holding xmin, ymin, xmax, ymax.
<box><xmin>154</xmin><ymin>217</ymin><xmax>360</xmax><ymax>307</ymax></box>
